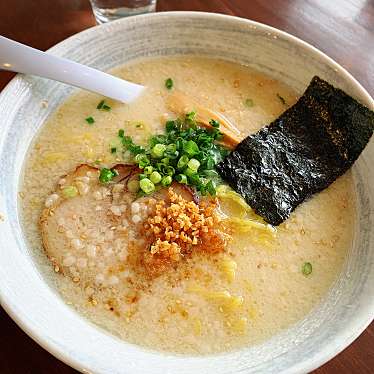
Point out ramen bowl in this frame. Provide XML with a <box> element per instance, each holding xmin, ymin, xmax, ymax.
<box><xmin>0</xmin><ymin>11</ymin><xmax>373</xmax><ymax>374</ymax></box>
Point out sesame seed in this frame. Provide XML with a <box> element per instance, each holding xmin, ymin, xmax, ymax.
<box><xmin>95</xmin><ymin>274</ymin><xmax>104</xmax><ymax>285</ymax></box>
<box><xmin>86</xmin><ymin>244</ymin><xmax>96</xmax><ymax>258</ymax></box>
<box><xmin>131</xmin><ymin>202</ymin><xmax>140</xmax><ymax>214</ymax></box>
<box><xmin>93</xmin><ymin>191</ymin><xmax>102</xmax><ymax>200</ymax></box>
<box><xmin>45</xmin><ymin>193</ymin><xmax>59</xmax><ymax>208</ymax></box>
<box><xmin>108</xmin><ymin>275</ymin><xmax>119</xmax><ymax>285</ymax></box>
<box><xmin>110</xmin><ymin>205</ymin><xmax>122</xmax><ymax>216</ymax></box>
<box><xmin>71</xmin><ymin>238</ymin><xmax>84</xmax><ymax>250</ymax></box>
<box><xmin>132</xmin><ymin>214</ymin><xmax>142</xmax><ymax>224</ymax></box>
<box><xmin>63</xmin><ymin>256</ymin><xmax>76</xmax><ymax>267</ymax></box>
<box><xmin>77</xmin><ymin>258</ymin><xmax>88</xmax><ymax>268</ymax></box>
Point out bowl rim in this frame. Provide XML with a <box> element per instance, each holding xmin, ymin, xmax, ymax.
<box><xmin>0</xmin><ymin>10</ymin><xmax>373</xmax><ymax>374</ymax></box>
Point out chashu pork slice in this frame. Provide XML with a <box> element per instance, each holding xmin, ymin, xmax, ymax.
<box><xmin>40</xmin><ymin>164</ymin><xmax>140</xmax><ymax>288</ymax></box>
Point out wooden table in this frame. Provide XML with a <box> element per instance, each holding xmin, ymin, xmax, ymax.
<box><xmin>0</xmin><ymin>1</ymin><xmax>372</xmax><ymax>373</ymax></box>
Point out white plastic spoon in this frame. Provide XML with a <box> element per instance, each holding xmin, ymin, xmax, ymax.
<box><xmin>0</xmin><ymin>35</ymin><xmax>144</xmax><ymax>103</ymax></box>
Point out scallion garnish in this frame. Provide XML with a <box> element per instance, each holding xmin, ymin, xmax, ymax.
<box><xmin>161</xmin><ymin>175</ymin><xmax>172</xmax><ymax>187</ymax></box>
<box><xmin>187</xmin><ymin>158</ymin><xmax>200</xmax><ymax>172</ymax></box>
<box><xmin>144</xmin><ymin>166</ymin><xmax>153</xmax><ymax>175</ymax></box>
<box><xmin>97</xmin><ymin>100</ymin><xmax>105</xmax><ymax>109</ymax></box>
<box><xmin>150</xmin><ymin>171</ymin><xmax>162</xmax><ymax>184</ymax></box>
<box><xmin>111</xmin><ymin>147</ymin><xmax>117</xmax><ymax>153</ymax></box>
<box><xmin>99</xmin><ymin>168</ymin><xmax>118</xmax><ymax>183</ymax></box>
<box><xmin>85</xmin><ymin>116</ymin><xmax>95</xmax><ymax>125</ymax></box>
<box><xmin>151</xmin><ymin>143</ymin><xmax>167</xmax><ymax>158</ymax></box>
<box><xmin>302</xmin><ymin>262</ymin><xmax>313</xmax><ymax>276</ymax></box>
<box><xmin>177</xmin><ymin>155</ymin><xmax>189</xmax><ymax>169</ymax></box>
<box><xmin>97</xmin><ymin>99</ymin><xmax>111</xmax><ymax>111</ymax></box>
<box><xmin>165</xmin><ymin>78</ymin><xmax>173</xmax><ymax>90</ymax></box>
<box><xmin>209</xmin><ymin>119</ymin><xmax>220</xmax><ymax>128</ymax></box>
<box><xmin>245</xmin><ymin>98</ymin><xmax>254</xmax><ymax>107</ymax></box>
<box><xmin>176</xmin><ymin>174</ymin><xmax>187</xmax><ymax>184</ymax></box>
<box><xmin>112</xmin><ymin>114</ymin><xmax>230</xmax><ymax>195</ymax></box>
<box><xmin>183</xmin><ymin>140</ymin><xmax>199</xmax><ymax>157</ymax></box>
<box><xmin>139</xmin><ymin>178</ymin><xmax>155</xmax><ymax>194</ymax></box>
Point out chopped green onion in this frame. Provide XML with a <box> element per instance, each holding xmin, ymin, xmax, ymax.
<box><xmin>135</xmin><ymin>154</ymin><xmax>150</xmax><ymax>168</ymax></box>
<box><xmin>188</xmin><ymin>173</ymin><xmax>201</xmax><ymax>185</ymax></box>
<box><xmin>175</xmin><ymin>174</ymin><xmax>187</xmax><ymax>184</ymax></box>
<box><xmin>183</xmin><ymin>140</ymin><xmax>199</xmax><ymax>157</ymax></box>
<box><xmin>151</xmin><ymin>143</ymin><xmax>167</xmax><ymax>158</ymax></box>
<box><xmin>149</xmin><ymin>134</ymin><xmax>168</xmax><ymax>147</ymax></box>
<box><xmin>62</xmin><ymin>186</ymin><xmax>78</xmax><ymax>198</ymax></box>
<box><xmin>144</xmin><ymin>166</ymin><xmax>153</xmax><ymax>175</ymax></box>
<box><xmin>277</xmin><ymin>93</ymin><xmax>287</xmax><ymax>105</ymax></box>
<box><xmin>302</xmin><ymin>262</ymin><xmax>313</xmax><ymax>276</ymax></box>
<box><xmin>165</xmin><ymin>78</ymin><xmax>173</xmax><ymax>90</ymax></box>
<box><xmin>150</xmin><ymin>171</ymin><xmax>162</xmax><ymax>184</ymax></box>
<box><xmin>186</xmin><ymin>111</ymin><xmax>196</xmax><ymax>121</ymax></box>
<box><xmin>165</xmin><ymin>120</ymin><xmax>177</xmax><ymax>132</ymax></box>
<box><xmin>205</xmin><ymin>180</ymin><xmax>216</xmax><ymax>196</ymax></box>
<box><xmin>99</xmin><ymin>168</ymin><xmax>116</xmax><ymax>183</ymax></box>
<box><xmin>166</xmin><ymin>144</ymin><xmax>177</xmax><ymax>153</ymax></box>
<box><xmin>205</xmin><ymin>157</ymin><xmax>215</xmax><ymax>170</ymax></box>
<box><xmin>161</xmin><ymin>175</ymin><xmax>172</xmax><ymax>187</ymax></box>
<box><xmin>107</xmin><ymin>112</ymin><xmax>231</xmax><ymax>196</ymax></box>
<box><xmin>96</xmin><ymin>100</ymin><xmax>105</xmax><ymax>109</ymax></box>
<box><xmin>244</xmin><ymin>98</ymin><xmax>254</xmax><ymax>107</ymax></box>
<box><xmin>185</xmin><ymin>167</ymin><xmax>197</xmax><ymax>178</ymax></box>
<box><xmin>175</xmin><ymin>138</ymin><xmax>183</xmax><ymax>151</ymax></box>
<box><xmin>209</xmin><ymin>119</ymin><xmax>220</xmax><ymax>128</ymax></box>
<box><xmin>139</xmin><ymin>178</ymin><xmax>155</xmax><ymax>194</ymax></box>
<box><xmin>201</xmin><ymin>169</ymin><xmax>220</xmax><ymax>178</ymax></box>
<box><xmin>187</xmin><ymin>158</ymin><xmax>200</xmax><ymax>172</ymax></box>
<box><xmin>97</xmin><ymin>100</ymin><xmax>111</xmax><ymax>111</ymax></box>
<box><xmin>165</xmin><ymin>149</ymin><xmax>179</xmax><ymax>160</ymax></box>
<box><xmin>122</xmin><ymin>136</ymin><xmax>145</xmax><ymax>155</ymax></box>
<box><xmin>164</xmin><ymin>165</ymin><xmax>175</xmax><ymax>176</ymax></box>
<box><xmin>185</xmin><ymin>111</ymin><xmax>196</xmax><ymax>127</ymax></box>
<box><xmin>85</xmin><ymin>116</ymin><xmax>95</xmax><ymax>125</ymax></box>
<box><xmin>111</xmin><ymin>147</ymin><xmax>117</xmax><ymax>153</ymax></box>
<box><xmin>177</xmin><ymin>155</ymin><xmax>189</xmax><ymax>169</ymax></box>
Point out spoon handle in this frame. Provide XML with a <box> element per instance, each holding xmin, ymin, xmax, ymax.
<box><xmin>0</xmin><ymin>35</ymin><xmax>144</xmax><ymax>103</ymax></box>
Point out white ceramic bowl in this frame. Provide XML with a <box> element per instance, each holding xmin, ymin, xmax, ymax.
<box><xmin>0</xmin><ymin>12</ymin><xmax>373</xmax><ymax>374</ymax></box>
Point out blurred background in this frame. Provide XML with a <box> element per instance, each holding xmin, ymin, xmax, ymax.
<box><xmin>0</xmin><ymin>1</ymin><xmax>373</xmax><ymax>373</ymax></box>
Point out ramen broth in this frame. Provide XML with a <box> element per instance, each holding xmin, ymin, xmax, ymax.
<box><xmin>21</xmin><ymin>57</ymin><xmax>354</xmax><ymax>354</ymax></box>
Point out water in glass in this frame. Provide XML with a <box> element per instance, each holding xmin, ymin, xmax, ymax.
<box><xmin>89</xmin><ymin>0</ymin><xmax>156</xmax><ymax>23</ymax></box>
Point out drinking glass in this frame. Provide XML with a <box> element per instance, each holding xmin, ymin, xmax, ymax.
<box><xmin>89</xmin><ymin>0</ymin><xmax>157</xmax><ymax>24</ymax></box>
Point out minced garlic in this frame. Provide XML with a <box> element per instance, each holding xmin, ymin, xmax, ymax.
<box><xmin>146</xmin><ymin>188</ymin><xmax>223</xmax><ymax>261</ymax></box>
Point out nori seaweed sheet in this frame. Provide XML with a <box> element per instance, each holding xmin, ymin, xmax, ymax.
<box><xmin>217</xmin><ymin>76</ymin><xmax>374</xmax><ymax>226</ymax></box>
